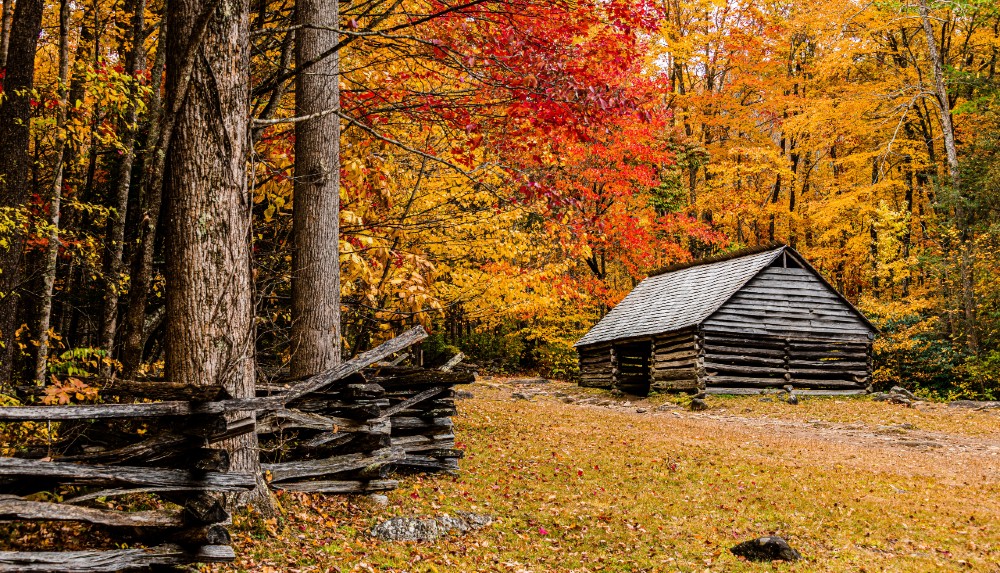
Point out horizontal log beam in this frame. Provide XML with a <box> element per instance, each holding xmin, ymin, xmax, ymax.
<box><xmin>0</xmin><ymin>545</ymin><xmax>235</xmax><ymax>571</ymax></box>
<box><xmin>0</xmin><ymin>458</ymin><xmax>256</xmax><ymax>491</ymax></box>
<box><xmin>273</xmin><ymin>479</ymin><xmax>399</xmax><ymax>493</ymax></box>
<box><xmin>0</xmin><ymin>497</ymin><xmax>183</xmax><ymax>527</ymax></box>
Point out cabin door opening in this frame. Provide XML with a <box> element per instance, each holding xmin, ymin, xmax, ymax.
<box><xmin>614</xmin><ymin>340</ymin><xmax>652</xmax><ymax>396</ymax></box>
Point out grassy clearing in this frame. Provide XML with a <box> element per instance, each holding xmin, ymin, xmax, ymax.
<box><xmin>222</xmin><ymin>383</ymin><xmax>1000</xmax><ymax>572</ymax></box>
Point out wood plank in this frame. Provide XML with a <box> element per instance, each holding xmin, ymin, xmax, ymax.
<box><xmin>705</xmin><ymin>376</ymin><xmax>863</xmax><ymax>389</ymax></box>
<box><xmin>701</xmin><ymin>333</ymin><xmax>786</xmax><ymax>349</ymax></box>
<box><xmin>653</xmin><ymin>349</ymin><xmax>698</xmax><ymax>362</ymax></box>
<box><xmin>377</xmin><ymin>387</ymin><xmax>445</xmax><ymax>420</ymax></box>
<box><xmin>274</xmin><ymin>479</ymin><xmax>399</xmax><ymax>493</ymax></box>
<box><xmin>653</xmin><ymin>358</ymin><xmax>697</xmax><ymax>370</ymax></box>
<box><xmin>439</xmin><ymin>353</ymin><xmax>465</xmax><ymax>372</ymax></box>
<box><xmin>702</xmin><ymin>353</ymin><xmax>785</xmax><ymax>367</ymax></box>
<box><xmin>651</xmin><ymin>368</ymin><xmax>699</xmax><ymax>381</ymax></box>
<box><xmin>705</xmin><ymin>387</ymin><xmax>868</xmax><ymax>396</ymax></box>
<box><xmin>0</xmin><ymin>458</ymin><xmax>256</xmax><ymax>491</ymax></box>
<box><xmin>702</xmin><ymin>363</ymin><xmax>787</xmax><ymax>376</ymax></box>
<box><xmin>0</xmin><ymin>497</ymin><xmax>183</xmax><ymax>527</ymax></box>
<box><xmin>0</xmin><ymin>545</ymin><xmax>235</xmax><ymax>571</ymax></box>
<box><xmin>365</xmin><ymin>367</ymin><xmax>474</xmax><ymax>389</ymax></box>
<box><xmin>704</xmin><ymin>343</ymin><xmax>785</xmax><ymax>359</ymax></box>
<box><xmin>264</xmin><ymin>447</ymin><xmax>403</xmax><ymax>482</ymax></box>
<box><xmin>285</xmin><ymin>326</ymin><xmax>428</xmax><ymax>400</ymax></box>
<box><xmin>706</xmin><ymin>310</ymin><xmax>872</xmax><ymax>331</ymax></box>
<box><xmin>701</xmin><ymin>319</ymin><xmax>871</xmax><ymax>338</ymax></box>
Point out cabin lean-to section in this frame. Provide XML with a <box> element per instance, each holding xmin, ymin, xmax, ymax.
<box><xmin>574</xmin><ymin>246</ymin><xmax>878</xmax><ymax>396</ymax></box>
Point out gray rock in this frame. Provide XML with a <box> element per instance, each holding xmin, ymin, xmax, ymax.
<box><xmin>561</xmin><ymin>396</ymin><xmax>577</xmax><ymax>404</ymax></box>
<box><xmin>371</xmin><ymin>513</ymin><xmax>494</xmax><ymax>542</ymax></box>
<box><xmin>689</xmin><ymin>398</ymin><xmax>708</xmax><ymax>411</ymax></box>
<box><xmin>636</xmin><ymin>408</ymin><xmax>648</xmax><ymax>413</ymax></box>
<box><xmin>367</xmin><ymin>494</ymin><xmax>389</xmax><ymax>507</ymax></box>
<box><xmin>783</xmin><ymin>385</ymin><xmax>794</xmax><ymax>393</ymax></box>
<box><xmin>454</xmin><ymin>390</ymin><xmax>475</xmax><ymax>400</ymax></box>
<box><xmin>655</xmin><ymin>403</ymin><xmax>680</xmax><ymax>411</ymax></box>
<box><xmin>730</xmin><ymin>536</ymin><xmax>801</xmax><ymax>562</ymax></box>
<box><xmin>371</xmin><ymin>517</ymin><xmax>442</xmax><ymax>542</ymax></box>
<box><xmin>949</xmin><ymin>399</ymin><xmax>1000</xmax><ymax>409</ymax></box>
<box><xmin>787</xmin><ymin>393</ymin><xmax>799</xmax><ymax>405</ymax></box>
<box><xmin>759</xmin><ymin>397</ymin><xmax>773</xmax><ymax>403</ymax></box>
<box><xmin>511</xmin><ymin>391</ymin><xmax>532</xmax><ymax>401</ymax></box>
<box><xmin>890</xmin><ymin>386</ymin><xmax>916</xmax><ymax>399</ymax></box>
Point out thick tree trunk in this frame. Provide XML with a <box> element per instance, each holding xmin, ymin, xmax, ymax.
<box><xmin>290</xmin><ymin>0</ymin><xmax>342</xmax><ymax>377</ymax></box>
<box><xmin>164</xmin><ymin>0</ymin><xmax>275</xmax><ymax>513</ymax></box>
<box><xmin>34</xmin><ymin>0</ymin><xmax>73</xmax><ymax>383</ymax></box>
<box><xmin>98</xmin><ymin>0</ymin><xmax>148</xmax><ymax>375</ymax></box>
<box><xmin>919</xmin><ymin>0</ymin><xmax>978</xmax><ymax>354</ymax></box>
<box><xmin>0</xmin><ymin>0</ymin><xmax>46</xmax><ymax>387</ymax></box>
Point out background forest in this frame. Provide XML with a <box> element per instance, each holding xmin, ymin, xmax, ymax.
<box><xmin>0</xmin><ymin>0</ymin><xmax>998</xmax><ymax>399</ymax></box>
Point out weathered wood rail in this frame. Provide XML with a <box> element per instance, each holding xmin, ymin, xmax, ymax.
<box><xmin>0</xmin><ymin>380</ymin><xmax>267</xmax><ymax>572</ymax></box>
<box><xmin>256</xmin><ymin>327</ymin><xmax>473</xmax><ymax>492</ymax></box>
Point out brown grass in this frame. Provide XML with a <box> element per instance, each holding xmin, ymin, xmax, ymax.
<box><xmin>223</xmin><ymin>382</ymin><xmax>1000</xmax><ymax>572</ymax></box>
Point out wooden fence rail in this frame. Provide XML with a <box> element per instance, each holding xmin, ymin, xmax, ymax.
<box><xmin>0</xmin><ymin>383</ymin><xmax>264</xmax><ymax>572</ymax></box>
<box><xmin>256</xmin><ymin>327</ymin><xmax>474</xmax><ymax>493</ymax></box>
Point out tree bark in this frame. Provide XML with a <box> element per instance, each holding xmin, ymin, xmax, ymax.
<box><xmin>0</xmin><ymin>0</ymin><xmax>46</xmax><ymax>387</ymax></box>
<box><xmin>0</xmin><ymin>0</ymin><xmax>12</xmax><ymax>68</ymax></box>
<box><xmin>34</xmin><ymin>0</ymin><xmax>73</xmax><ymax>383</ymax></box>
<box><xmin>919</xmin><ymin>0</ymin><xmax>978</xmax><ymax>354</ymax></box>
<box><xmin>97</xmin><ymin>0</ymin><xmax>149</xmax><ymax>375</ymax></box>
<box><xmin>290</xmin><ymin>0</ymin><xmax>342</xmax><ymax>377</ymax></box>
<box><xmin>164</xmin><ymin>0</ymin><xmax>276</xmax><ymax>513</ymax></box>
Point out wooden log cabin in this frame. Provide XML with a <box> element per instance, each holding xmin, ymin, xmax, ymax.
<box><xmin>575</xmin><ymin>245</ymin><xmax>878</xmax><ymax>395</ymax></box>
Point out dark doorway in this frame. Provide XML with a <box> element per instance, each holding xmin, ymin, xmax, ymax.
<box><xmin>614</xmin><ymin>340</ymin><xmax>652</xmax><ymax>396</ymax></box>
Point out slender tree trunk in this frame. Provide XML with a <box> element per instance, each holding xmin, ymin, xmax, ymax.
<box><xmin>34</xmin><ymin>0</ymin><xmax>72</xmax><ymax>383</ymax></box>
<box><xmin>0</xmin><ymin>0</ymin><xmax>46</xmax><ymax>387</ymax></box>
<box><xmin>97</xmin><ymin>0</ymin><xmax>148</xmax><ymax>375</ymax></box>
<box><xmin>290</xmin><ymin>0</ymin><xmax>341</xmax><ymax>377</ymax></box>
<box><xmin>120</xmin><ymin>19</ymin><xmax>168</xmax><ymax>378</ymax></box>
<box><xmin>165</xmin><ymin>0</ymin><xmax>276</xmax><ymax>513</ymax></box>
<box><xmin>0</xmin><ymin>0</ymin><xmax>12</xmax><ymax>68</ymax></box>
<box><xmin>919</xmin><ymin>0</ymin><xmax>978</xmax><ymax>353</ymax></box>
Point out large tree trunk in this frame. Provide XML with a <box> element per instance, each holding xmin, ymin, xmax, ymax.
<box><xmin>34</xmin><ymin>0</ymin><xmax>73</xmax><ymax>383</ymax></box>
<box><xmin>290</xmin><ymin>0</ymin><xmax>342</xmax><ymax>377</ymax></box>
<box><xmin>97</xmin><ymin>0</ymin><xmax>148</xmax><ymax>375</ymax></box>
<box><xmin>919</xmin><ymin>0</ymin><xmax>978</xmax><ymax>354</ymax></box>
<box><xmin>164</xmin><ymin>0</ymin><xmax>275</xmax><ymax>512</ymax></box>
<box><xmin>0</xmin><ymin>0</ymin><xmax>46</xmax><ymax>387</ymax></box>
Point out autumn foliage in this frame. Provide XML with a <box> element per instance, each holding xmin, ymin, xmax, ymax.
<box><xmin>0</xmin><ymin>0</ymin><xmax>997</xmax><ymax>397</ymax></box>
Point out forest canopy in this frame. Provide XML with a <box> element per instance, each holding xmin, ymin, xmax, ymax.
<box><xmin>0</xmin><ymin>0</ymin><xmax>998</xmax><ymax>399</ymax></box>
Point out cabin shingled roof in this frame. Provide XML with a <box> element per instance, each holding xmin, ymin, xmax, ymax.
<box><xmin>574</xmin><ymin>245</ymin><xmax>876</xmax><ymax>347</ymax></box>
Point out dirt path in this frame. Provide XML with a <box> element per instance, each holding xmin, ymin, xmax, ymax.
<box><xmin>483</xmin><ymin>377</ymin><xmax>1000</xmax><ymax>486</ymax></box>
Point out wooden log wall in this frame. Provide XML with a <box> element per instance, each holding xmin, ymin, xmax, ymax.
<box><xmin>650</xmin><ymin>328</ymin><xmax>700</xmax><ymax>392</ymax></box>
<box><xmin>701</xmin><ymin>330</ymin><xmax>871</xmax><ymax>392</ymax></box>
<box><xmin>576</xmin><ymin>342</ymin><xmax>613</xmax><ymax>388</ymax></box>
<box><xmin>0</xmin><ymin>381</ymin><xmax>262</xmax><ymax>572</ymax></box>
<box><xmin>699</xmin><ymin>264</ymin><xmax>873</xmax><ymax>393</ymax></box>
